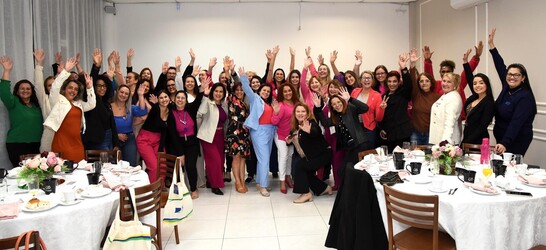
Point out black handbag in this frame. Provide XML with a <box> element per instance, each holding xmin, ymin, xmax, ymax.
<box><xmin>379</xmin><ymin>171</ymin><xmax>403</xmax><ymax>186</ymax></box>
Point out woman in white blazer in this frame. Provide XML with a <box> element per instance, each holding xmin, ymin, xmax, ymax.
<box><xmin>197</xmin><ymin>83</ymin><xmax>228</xmax><ymax>195</ymax></box>
<box><xmin>429</xmin><ymin>72</ymin><xmax>462</xmax><ymax>145</ymax></box>
<box><xmin>42</xmin><ymin>65</ymin><xmax>96</xmax><ymax>161</ymax></box>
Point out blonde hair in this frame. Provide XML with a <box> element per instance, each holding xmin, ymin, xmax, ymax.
<box><xmin>443</xmin><ymin>72</ymin><xmax>460</xmax><ymax>90</ymax></box>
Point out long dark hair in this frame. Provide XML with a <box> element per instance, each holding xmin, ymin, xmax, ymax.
<box><xmin>59</xmin><ymin>79</ymin><xmax>84</xmax><ymax>101</ymax></box>
<box><xmin>328</xmin><ymin>95</ymin><xmax>347</xmax><ymax>125</ymax></box>
<box><xmin>257</xmin><ymin>84</ymin><xmax>272</xmax><ymax>105</ymax></box>
<box><xmin>507</xmin><ymin>63</ymin><xmax>537</xmax><ymax>114</ymax></box>
<box><xmin>13</xmin><ymin>80</ymin><xmax>40</xmax><ymax>109</ymax></box>
<box><xmin>132</xmin><ymin>79</ymin><xmax>152</xmax><ymax>105</ymax></box>
<box><xmin>208</xmin><ymin>83</ymin><xmax>227</xmax><ymax>102</ymax></box>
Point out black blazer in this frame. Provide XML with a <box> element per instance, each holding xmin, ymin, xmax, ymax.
<box><xmin>462</xmin><ymin>63</ymin><xmax>495</xmax><ymax>144</ymax></box>
<box><xmin>379</xmin><ymin>67</ymin><xmax>413</xmax><ymax>141</ymax></box>
<box><xmin>296</xmin><ymin>120</ymin><xmax>330</xmax><ymax>160</ymax></box>
<box><xmin>165</xmin><ymin>92</ymin><xmax>204</xmax><ymax>156</ymax></box>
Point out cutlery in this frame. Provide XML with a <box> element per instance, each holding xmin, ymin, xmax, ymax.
<box><xmin>451</xmin><ymin>188</ymin><xmax>458</xmax><ymax>195</ymax></box>
<box><xmin>448</xmin><ymin>189</ymin><xmax>453</xmax><ymax>195</ymax></box>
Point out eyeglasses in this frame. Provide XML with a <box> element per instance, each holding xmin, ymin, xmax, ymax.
<box><xmin>96</xmin><ymin>84</ymin><xmax>106</xmax><ymax>89</ymax></box>
<box><xmin>507</xmin><ymin>73</ymin><xmax>522</xmax><ymax>78</ymax></box>
<box><xmin>440</xmin><ymin>70</ymin><xmax>452</xmax><ymax>74</ymax></box>
<box><xmin>361</xmin><ymin>77</ymin><xmax>372</xmax><ymax>80</ymax></box>
<box><xmin>167</xmin><ymin>84</ymin><xmax>176</xmax><ymax>88</ymax></box>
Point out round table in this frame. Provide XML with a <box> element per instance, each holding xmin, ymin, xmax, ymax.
<box><xmin>0</xmin><ymin>168</ymin><xmax>150</xmax><ymax>250</ymax></box>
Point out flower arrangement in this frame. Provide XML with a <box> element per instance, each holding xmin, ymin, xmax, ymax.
<box><xmin>18</xmin><ymin>152</ymin><xmax>67</xmax><ymax>182</ymax></box>
<box><xmin>431</xmin><ymin>140</ymin><xmax>463</xmax><ymax>175</ymax></box>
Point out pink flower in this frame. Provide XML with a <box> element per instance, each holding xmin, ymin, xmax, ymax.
<box><xmin>432</xmin><ymin>151</ymin><xmax>441</xmax><ymax>158</ymax></box>
<box><xmin>47</xmin><ymin>152</ymin><xmax>57</xmax><ymax>158</ymax></box>
<box><xmin>53</xmin><ymin>165</ymin><xmax>62</xmax><ymax>172</ymax></box>
<box><xmin>47</xmin><ymin>155</ymin><xmax>58</xmax><ymax>166</ymax></box>
<box><xmin>449</xmin><ymin>149</ymin><xmax>456</xmax><ymax>157</ymax></box>
<box><xmin>27</xmin><ymin>158</ymin><xmax>41</xmax><ymax>169</ymax></box>
<box><xmin>39</xmin><ymin>163</ymin><xmax>48</xmax><ymax>171</ymax></box>
<box><xmin>456</xmin><ymin>148</ymin><xmax>463</xmax><ymax>157</ymax></box>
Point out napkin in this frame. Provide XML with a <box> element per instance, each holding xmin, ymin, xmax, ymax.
<box><xmin>518</xmin><ymin>175</ymin><xmax>546</xmax><ymax>186</ymax></box>
<box><xmin>362</xmin><ymin>154</ymin><xmax>378</xmax><ymax>164</ymax></box>
<box><xmin>464</xmin><ymin>181</ymin><xmax>498</xmax><ymax>193</ymax></box>
<box><xmin>7</xmin><ymin>167</ymin><xmax>22</xmax><ymax>178</ymax></box>
<box><xmin>111</xmin><ymin>165</ymin><xmax>142</xmax><ymax>175</ymax></box>
<box><xmin>77</xmin><ymin>160</ymin><xmax>93</xmax><ymax>171</ymax></box>
<box><xmin>0</xmin><ymin>202</ymin><xmax>21</xmax><ymax>220</ymax></box>
<box><xmin>101</xmin><ymin>174</ymin><xmax>128</xmax><ymax>192</ymax></box>
<box><xmin>393</xmin><ymin>146</ymin><xmax>412</xmax><ymax>158</ymax></box>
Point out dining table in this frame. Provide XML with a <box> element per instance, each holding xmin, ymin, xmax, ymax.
<box><xmin>0</xmin><ymin>165</ymin><xmax>150</xmax><ymax>250</ymax></box>
<box><xmin>356</xmin><ymin>153</ymin><xmax>546</xmax><ymax>250</ymax></box>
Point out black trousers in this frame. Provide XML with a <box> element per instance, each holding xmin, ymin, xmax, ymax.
<box><xmin>246</xmin><ymin>143</ymin><xmax>257</xmax><ymax>177</ymax></box>
<box><xmin>293</xmin><ymin>149</ymin><xmax>332</xmax><ymax>195</ymax></box>
<box><xmin>178</xmin><ymin>136</ymin><xmax>200</xmax><ymax>192</ymax></box>
<box><xmin>6</xmin><ymin>142</ymin><xmax>40</xmax><ymax>169</ymax></box>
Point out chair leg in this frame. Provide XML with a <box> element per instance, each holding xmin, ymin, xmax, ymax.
<box><xmin>175</xmin><ymin>225</ymin><xmax>180</xmax><ymax>244</ymax></box>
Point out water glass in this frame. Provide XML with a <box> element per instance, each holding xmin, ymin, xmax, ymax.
<box><xmin>100</xmin><ymin>152</ymin><xmax>109</xmax><ymax>164</ymax></box>
<box><xmin>0</xmin><ymin>179</ymin><xmax>8</xmax><ymax>200</ymax></box>
<box><xmin>402</xmin><ymin>141</ymin><xmax>411</xmax><ymax>150</ymax></box>
<box><xmin>410</xmin><ymin>140</ymin><xmax>418</xmax><ymax>150</ymax></box>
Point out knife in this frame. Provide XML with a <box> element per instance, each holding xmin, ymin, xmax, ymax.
<box><xmin>505</xmin><ymin>190</ymin><xmax>532</xmax><ymax>196</ymax></box>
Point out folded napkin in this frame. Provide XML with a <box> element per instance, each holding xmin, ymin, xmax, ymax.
<box><xmin>464</xmin><ymin>181</ymin><xmax>498</xmax><ymax>193</ymax></box>
<box><xmin>393</xmin><ymin>146</ymin><xmax>412</xmax><ymax>158</ymax></box>
<box><xmin>101</xmin><ymin>174</ymin><xmax>128</xmax><ymax>192</ymax></box>
<box><xmin>362</xmin><ymin>154</ymin><xmax>379</xmax><ymax>164</ymax></box>
<box><xmin>0</xmin><ymin>202</ymin><xmax>21</xmax><ymax>220</ymax></box>
<box><xmin>7</xmin><ymin>167</ymin><xmax>22</xmax><ymax>178</ymax></box>
<box><xmin>111</xmin><ymin>165</ymin><xmax>142</xmax><ymax>175</ymax></box>
<box><xmin>518</xmin><ymin>175</ymin><xmax>546</xmax><ymax>186</ymax></box>
<box><xmin>77</xmin><ymin>160</ymin><xmax>93</xmax><ymax>171</ymax></box>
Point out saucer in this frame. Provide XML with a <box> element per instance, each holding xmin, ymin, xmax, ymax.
<box><xmin>59</xmin><ymin>199</ymin><xmax>82</xmax><ymax>206</ymax></box>
<box><xmin>428</xmin><ymin>186</ymin><xmax>449</xmax><ymax>193</ymax></box>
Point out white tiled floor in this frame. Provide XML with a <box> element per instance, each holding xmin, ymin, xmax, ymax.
<box><xmin>160</xmin><ymin>177</ymin><xmax>337</xmax><ymax>250</ymax></box>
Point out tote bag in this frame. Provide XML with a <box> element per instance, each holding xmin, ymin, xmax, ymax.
<box><xmin>163</xmin><ymin>164</ymin><xmax>193</xmax><ymax>224</ymax></box>
<box><xmin>103</xmin><ymin>188</ymin><xmax>152</xmax><ymax>250</ymax></box>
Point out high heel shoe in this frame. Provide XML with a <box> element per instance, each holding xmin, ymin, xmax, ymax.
<box><xmin>211</xmin><ymin>188</ymin><xmax>224</xmax><ymax>195</ymax></box>
<box><xmin>320</xmin><ymin>185</ymin><xmax>333</xmax><ymax>196</ymax></box>
<box><xmin>280</xmin><ymin>181</ymin><xmax>287</xmax><ymax>194</ymax></box>
<box><xmin>191</xmin><ymin>191</ymin><xmax>199</xmax><ymax>199</ymax></box>
<box><xmin>293</xmin><ymin>193</ymin><xmax>313</xmax><ymax>203</ymax></box>
<box><xmin>285</xmin><ymin>176</ymin><xmax>294</xmax><ymax>188</ymax></box>
<box><xmin>223</xmin><ymin>172</ymin><xmax>232</xmax><ymax>182</ymax></box>
<box><xmin>235</xmin><ymin>182</ymin><xmax>246</xmax><ymax>193</ymax></box>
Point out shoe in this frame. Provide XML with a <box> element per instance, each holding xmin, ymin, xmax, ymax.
<box><xmin>224</xmin><ymin>172</ymin><xmax>232</xmax><ymax>182</ymax></box>
<box><xmin>245</xmin><ymin>176</ymin><xmax>254</xmax><ymax>183</ymax></box>
<box><xmin>280</xmin><ymin>181</ymin><xmax>287</xmax><ymax>194</ymax></box>
<box><xmin>191</xmin><ymin>191</ymin><xmax>199</xmax><ymax>199</ymax></box>
<box><xmin>259</xmin><ymin>187</ymin><xmax>270</xmax><ymax>197</ymax></box>
<box><xmin>320</xmin><ymin>185</ymin><xmax>333</xmax><ymax>196</ymax></box>
<box><xmin>211</xmin><ymin>188</ymin><xmax>224</xmax><ymax>195</ymax></box>
<box><xmin>272</xmin><ymin>172</ymin><xmax>279</xmax><ymax>179</ymax></box>
<box><xmin>206</xmin><ymin>181</ymin><xmax>211</xmax><ymax>188</ymax></box>
<box><xmin>235</xmin><ymin>182</ymin><xmax>245</xmax><ymax>193</ymax></box>
<box><xmin>332</xmin><ymin>185</ymin><xmax>339</xmax><ymax>191</ymax></box>
<box><xmin>293</xmin><ymin>193</ymin><xmax>313</xmax><ymax>203</ymax></box>
<box><xmin>256</xmin><ymin>184</ymin><xmax>272</xmax><ymax>193</ymax></box>
<box><xmin>285</xmin><ymin>176</ymin><xmax>294</xmax><ymax>188</ymax></box>
<box><xmin>242</xmin><ymin>184</ymin><xmax>248</xmax><ymax>193</ymax></box>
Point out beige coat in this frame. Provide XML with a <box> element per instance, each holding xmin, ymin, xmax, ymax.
<box><xmin>429</xmin><ymin>91</ymin><xmax>462</xmax><ymax>145</ymax></box>
<box><xmin>196</xmin><ymin>97</ymin><xmax>228</xmax><ymax>143</ymax></box>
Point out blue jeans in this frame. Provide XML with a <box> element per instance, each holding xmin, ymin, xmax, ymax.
<box><xmin>84</xmin><ymin>129</ymin><xmax>113</xmax><ymax>150</ymax></box>
<box><xmin>119</xmin><ymin>133</ymin><xmax>137</xmax><ymax>167</ymax></box>
<box><xmin>411</xmin><ymin>131</ymin><xmax>430</xmax><ymax>146</ymax></box>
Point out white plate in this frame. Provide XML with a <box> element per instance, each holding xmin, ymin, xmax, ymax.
<box><xmin>81</xmin><ymin>187</ymin><xmax>112</xmax><ymax>198</ymax></box>
<box><xmin>21</xmin><ymin>198</ymin><xmax>59</xmax><ymax>212</ymax></box>
<box><xmin>520</xmin><ymin>181</ymin><xmax>546</xmax><ymax>188</ymax></box>
<box><xmin>428</xmin><ymin>186</ymin><xmax>449</xmax><ymax>193</ymax></box>
<box><xmin>59</xmin><ymin>199</ymin><xmax>83</xmax><ymax>206</ymax></box>
<box><xmin>409</xmin><ymin>175</ymin><xmax>432</xmax><ymax>184</ymax></box>
<box><xmin>468</xmin><ymin>186</ymin><xmax>500</xmax><ymax>196</ymax></box>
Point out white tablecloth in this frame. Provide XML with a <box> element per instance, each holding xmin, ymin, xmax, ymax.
<box><xmin>0</xmin><ymin>169</ymin><xmax>150</xmax><ymax>250</ymax></box>
<box><xmin>373</xmin><ymin>173</ymin><xmax>546</xmax><ymax>250</ymax></box>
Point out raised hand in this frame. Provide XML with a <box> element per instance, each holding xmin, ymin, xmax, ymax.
<box><xmin>305</xmin><ymin>46</ymin><xmax>311</xmax><ymax>58</ymax></box>
<box><xmin>299</xmin><ymin>119</ymin><xmax>311</xmax><ymax>133</ymax></box>
<box><xmin>112</xmin><ymin>51</ymin><xmax>121</xmax><ymax>67</ymax></box>
<box><xmin>330</xmin><ymin>50</ymin><xmax>338</xmax><ymax>64</ymax></box>
<box><xmin>237</xmin><ymin>66</ymin><xmax>246</xmax><ymax>77</ymax></box>
<box><xmin>137</xmin><ymin>83</ymin><xmax>146</xmax><ymax>96</ymax></box>
<box><xmin>201</xmin><ymin>79</ymin><xmax>211</xmax><ymax>96</ymax></box>
<box><xmin>422</xmin><ymin>46</ymin><xmax>434</xmax><ymax>60</ymax></box>
<box><xmin>55</xmin><ymin>52</ymin><xmax>63</xmax><ymax>65</ymax></box>
<box><xmin>148</xmin><ymin>94</ymin><xmax>158</xmax><ymax>104</ymax></box>
<box><xmin>398</xmin><ymin>53</ymin><xmax>409</xmax><ymax>69</ymax></box>
<box><xmin>84</xmin><ymin>73</ymin><xmax>93</xmax><ymax>89</ymax></box>
<box><xmin>64</xmin><ymin>57</ymin><xmax>77</xmax><ymax>72</ymax></box>
<box><xmin>304</xmin><ymin>57</ymin><xmax>312</xmax><ymax>69</ymax></box>
<box><xmin>161</xmin><ymin>61</ymin><xmax>169</xmax><ymax>74</ymax></box>
<box><xmin>474</xmin><ymin>41</ymin><xmax>484</xmax><ymax>58</ymax></box>
<box><xmin>127</xmin><ymin>48</ymin><xmax>134</xmax><ymax>60</ymax></box>
<box><xmin>272</xmin><ymin>45</ymin><xmax>280</xmax><ymax>55</ymax></box>
<box><xmin>229</xmin><ymin>58</ymin><xmax>236</xmax><ymax>71</ymax></box>
<box><xmin>354</xmin><ymin>50</ymin><xmax>362</xmax><ymax>66</ymax></box>
<box><xmin>265</xmin><ymin>49</ymin><xmax>273</xmax><ymax>62</ymax></box>
<box><xmin>379</xmin><ymin>95</ymin><xmax>388</xmax><ymax>109</ymax></box>
<box><xmin>317</xmin><ymin>54</ymin><xmax>324</xmax><ymax>65</ymax></box>
<box><xmin>289</xmin><ymin>47</ymin><xmax>295</xmax><ymax>57</ymax></box>
<box><xmin>209</xmin><ymin>57</ymin><xmax>217</xmax><ymax>68</ymax></box>
<box><xmin>34</xmin><ymin>49</ymin><xmax>45</xmax><ymax>66</ymax></box>
<box><xmin>0</xmin><ymin>56</ymin><xmax>13</xmax><ymax>72</ymax></box>
<box><xmin>311</xmin><ymin>92</ymin><xmax>321</xmax><ymax>107</ymax></box>
<box><xmin>189</xmin><ymin>48</ymin><xmax>195</xmax><ymax>61</ymax></box>
<box><xmin>92</xmin><ymin>48</ymin><xmax>102</xmax><ymax>67</ymax></box>
<box><xmin>75</xmin><ymin>53</ymin><xmax>81</xmax><ymax>66</ymax></box>
<box><xmin>192</xmin><ymin>65</ymin><xmax>201</xmax><ymax>77</ymax></box>
<box><xmin>339</xmin><ymin>87</ymin><xmax>350</xmax><ymax>101</ymax></box>
<box><xmin>409</xmin><ymin>48</ymin><xmax>420</xmax><ymax>63</ymax></box>
<box><xmin>488</xmin><ymin>28</ymin><xmax>496</xmax><ymax>49</ymax></box>
<box><xmin>223</xmin><ymin>56</ymin><xmax>231</xmax><ymax>71</ymax></box>
<box><xmin>272</xmin><ymin>99</ymin><xmax>280</xmax><ymax>114</ymax></box>
<box><xmin>175</xmin><ymin>56</ymin><xmax>182</xmax><ymax>71</ymax></box>
<box><xmin>107</xmin><ymin>64</ymin><xmax>115</xmax><ymax>80</ymax></box>
<box><xmin>462</xmin><ymin>48</ymin><xmax>472</xmax><ymax>63</ymax></box>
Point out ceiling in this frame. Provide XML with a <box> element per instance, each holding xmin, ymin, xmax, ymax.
<box><xmin>107</xmin><ymin>0</ymin><xmax>415</xmax><ymax>3</ymax></box>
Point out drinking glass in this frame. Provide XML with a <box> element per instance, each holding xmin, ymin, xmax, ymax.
<box><xmin>0</xmin><ymin>179</ymin><xmax>8</xmax><ymax>201</ymax></box>
<box><xmin>402</xmin><ymin>142</ymin><xmax>411</xmax><ymax>150</ymax></box>
<box><xmin>410</xmin><ymin>140</ymin><xmax>418</xmax><ymax>150</ymax></box>
<box><xmin>482</xmin><ymin>165</ymin><xmax>493</xmax><ymax>181</ymax></box>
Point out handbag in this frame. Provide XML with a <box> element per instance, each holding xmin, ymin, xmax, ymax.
<box><xmin>14</xmin><ymin>230</ymin><xmax>47</xmax><ymax>250</ymax></box>
<box><xmin>163</xmin><ymin>162</ymin><xmax>193</xmax><ymax>224</ymax></box>
<box><xmin>379</xmin><ymin>171</ymin><xmax>404</xmax><ymax>186</ymax></box>
<box><xmin>103</xmin><ymin>188</ymin><xmax>152</xmax><ymax>250</ymax></box>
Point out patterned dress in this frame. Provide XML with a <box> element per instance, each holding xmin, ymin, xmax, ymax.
<box><xmin>225</xmin><ymin>96</ymin><xmax>251</xmax><ymax>157</ymax></box>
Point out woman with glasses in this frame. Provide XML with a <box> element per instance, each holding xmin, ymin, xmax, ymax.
<box><xmin>488</xmin><ymin>29</ymin><xmax>536</xmax><ymax>155</ymax></box>
<box><xmin>373</xmin><ymin>65</ymin><xmax>388</xmax><ymax>94</ymax></box>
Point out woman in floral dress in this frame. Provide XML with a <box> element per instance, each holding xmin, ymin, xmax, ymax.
<box><xmin>225</xmin><ymin>82</ymin><xmax>251</xmax><ymax>193</ymax></box>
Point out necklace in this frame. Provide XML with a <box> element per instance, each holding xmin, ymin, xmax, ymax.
<box><xmin>175</xmin><ymin>110</ymin><xmax>188</xmax><ymax>133</ymax></box>
<box><xmin>508</xmin><ymin>88</ymin><xmax>522</xmax><ymax>96</ymax></box>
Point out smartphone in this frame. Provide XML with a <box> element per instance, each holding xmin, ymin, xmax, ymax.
<box><xmin>505</xmin><ymin>190</ymin><xmax>532</xmax><ymax>196</ymax></box>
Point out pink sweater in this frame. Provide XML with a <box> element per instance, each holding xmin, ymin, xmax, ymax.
<box><xmin>271</xmin><ymin>102</ymin><xmax>295</xmax><ymax>141</ymax></box>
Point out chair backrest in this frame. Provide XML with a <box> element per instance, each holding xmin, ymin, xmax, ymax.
<box><xmin>0</xmin><ymin>231</ymin><xmax>43</xmax><ymax>250</ymax></box>
<box><xmin>358</xmin><ymin>149</ymin><xmax>378</xmax><ymax>161</ymax></box>
<box><xmin>85</xmin><ymin>150</ymin><xmax>121</xmax><ymax>163</ymax></box>
<box><xmin>383</xmin><ymin>184</ymin><xmax>439</xmax><ymax>250</ymax></box>
<box><xmin>156</xmin><ymin>153</ymin><xmax>183</xmax><ymax>190</ymax></box>
<box><xmin>19</xmin><ymin>152</ymin><xmax>63</xmax><ymax>162</ymax></box>
<box><xmin>119</xmin><ymin>178</ymin><xmax>163</xmax><ymax>221</ymax></box>
<box><xmin>461</xmin><ymin>143</ymin><xmax>481</xmax><ymax>155</ymax></box>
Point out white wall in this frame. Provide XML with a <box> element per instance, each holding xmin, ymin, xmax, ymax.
<box><xmin>103</xmin><ymin>2</ymin><xmax>410</xmax><ymax>80</ymax></box>
<box><xmin>410</xmin><ymin>0</ymin><xmax>546</xmax><ymax>166</ymax></box>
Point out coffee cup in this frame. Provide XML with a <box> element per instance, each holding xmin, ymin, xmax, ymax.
<box><xmin>515</xmin><ymin>163</ymin><xmax>528</xmax><ymax>175</ymax></box>
<box><xmin>491</xmin><ymin>159</ymin><xmax>506</xmax><ymax>176</ymax></box>
<box><xmin>457</xmin><ymin>168</ymin><xmax>477</xmax><ymax>183</ymax></box>
<box><xmin>431</xmin><ymin>177</ymin><xmax>444</xmax><ymax>191</ymax></box>
<box><xmin>87</xmin><ymin>173</ymin><xmax>101</xmax><ymax>185</ymax></box>
<box><xmin>61</xmin><ymin>189</ymin><xmax>76</xmax><ymax>203</ymax></box>
<box><xmin>0</xmin><ymin>168</ymin><xmax>8</xmax><ymax>179</ymax></box>
<box><xmin>513</xmin><ymin>154</ymin><xmax>523</xmax><ymax>164</ymax></box>
<box><xmin>393</xmin><ymin>152</ymin><xmax>404</xmax><ymax>162</ymax></box>
<box><xmin>395</xmin><ymin>160</ymin><xmax>405</xmax><ymax>170</ymax></box>
<box><xmin>406</xmin><ymin>162</ymin><xmax>422</xmax><ymax>175</ymax></box>
<box><xmin>503</xmin><ymin>153</ymin><xmax>513</xmax><ymax>164</ymax></box>
<box><xmin>42</xmin><ymin>178</ymin><xmax>57</xmax><ymax>195</ymax></box>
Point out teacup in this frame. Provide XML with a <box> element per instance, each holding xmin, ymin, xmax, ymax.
<box><xmin>406</xmin><ymin>162</ymin><xmax>422</xmax><ymax>175</ymax></box>
<box><xmin>515</xmin><ymin>164</ymin><xmax>528</xmax><ymax>175</ymax></box>
<box><xmin>61</xmin><ymin>189</ymin><xmax>76</xmax><ymax>203</ymax></box>
<box><xmin>457</xmin><ymin>168</ymin><xmax>477</xmax><ymax>183</ymax></box>
<box><xmin>503</xmin><ymin>153</ymin><xmax>513</xmax><ymax>164</ymax></box>
<box><xmin>431</xmin><ymin>177</ymin><xmax>444</xmax><ymax>191</ymax></box>
<box><xmin>87</xmin><ymin>173</ymin><xmax>101</xmax><ymax>185</ymax></box>
<box><xmin>395</xmin><ymin>160</ymin><xmax>405</xmax><ymax>170</ymax></box>
<box><xmin>42</xmin><ymin>178</ymin><xmax>57</xmax><ymax>195</ymax></box>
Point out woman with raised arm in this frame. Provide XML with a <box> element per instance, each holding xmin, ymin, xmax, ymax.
<box><xmin>461</xmin><ymin>48</ymin><xmax>495</xmax><ymax>145</ymax></box>
<box><xmin>239</xmin><ymin>67</ymin><xmax>276</xmax><ymax>197</ymax></box>
<box><xmin>33</xmin><ymin>49</ymin><xmax>53</xmax><ymax>119</ymax></box>
<box><xmin>330</xmin><ymin>50</ymin><xmax>363</xmax><ymax>94</ymax></box>
<box><xmin>377</xmin><ymin>54</ymin><xmax>413</xmax><ymax>152</ymax></box>
<box><xmin>43</xmin><ymin>58</ymin><xmax>96</xmax><ymax>162</ymax></box>
<box><xmin>131</xmin><ymin>79</ymin><xmax>153</xmax><ymax>136</ymax></box>
<box><xmin>112</xmin><ymin>84</ymin><xmax>148</xmax><ymax>167</ymax></box>
<box><xmin>373</xmin><ymin>65</ymin><xmax>388</xmax><ymax>94</ymax></box>
<box><xmin>286</xmin><ymin>104</ymin><xmax>333</xmax><ymax>203</ymax></box>
<box><xmin>488</xmin><ymin>28</ymin><xmax>536</xmax><ymax>155</ymax></box>
<box><xmin>429</xmin><ymin>71</ymin><xmax>463</xmax><ymax>145</ymax></box>
<box><xmin>196</xmin><ymin>83</ymin><xmax>229</xmax><ymax>195</ymax></box>
<box><xmin>407</xmin><ymin>49</ymin><xmax>440</xmax><ymax>145</ymax></box>
<box><xmin>0</xmin><ymin>56</ymin><xmax>43</xmax><ymax>168</ymax></box>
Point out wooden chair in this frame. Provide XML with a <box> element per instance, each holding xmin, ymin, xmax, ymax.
<box><xmin>461</xmin><ymin>143</ymin><xmax>481</xmax><ymax>155</ymax></box>
<box><xmin>383</xmin><ymin>184</ymin><xmax>456</xmax><ymax>250</ymax></box>
<box><xmin>358</xmin><ymin>149</ymin><xmax>378</xmax><ymax>161</ymax></box>
<box><xmin>156</xmin><ymin>152</ymin><xmax>183</xmax><ymax>245</ymax></box>
<box><xmin>84</xmin><ymin>149</ymin><xmax>121</xmax><ymax>163</ymax></box>
<box><xmin>19</xmin><ymin>152</ymin><xmax>62</xmax><ymax>162</ymax></box>
<box><xmin>0</xmin><ymin>231</ymin><xmax>44</xmax><ymax>250</ymax></box>
<box><xmin>119</xmin><ymin>179</ymin><xmax>163</xmax><ymax>250</ymax></box>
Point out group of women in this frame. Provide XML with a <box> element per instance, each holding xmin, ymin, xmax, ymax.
<box><xmin>0</xmin><ymin>29</ymin><xmax>537</xmax><ymax>202</ymax></box>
